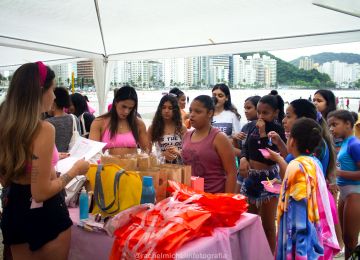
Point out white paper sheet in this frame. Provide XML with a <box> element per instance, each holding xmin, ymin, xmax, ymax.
<box><xmin>56</xmin><ymin>137</ymin><xmax>106</xmax><ymax>174</ymax></box>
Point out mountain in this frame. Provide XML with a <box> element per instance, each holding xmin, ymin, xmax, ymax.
<box><xmin>238</xmin><ymin>52</ymin><xmax>334</xmax><ymax>87</ymax></box>
<box><xmin>290</xmin><ymin>52</ymin><xmax>360</xmax><ymax>67</ymax></box>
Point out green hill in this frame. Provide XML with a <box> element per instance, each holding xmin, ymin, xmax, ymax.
<box><xmin>290</xmin><ymin>52</ymin><xmax>360</xmax><ymax>67</ymax></box>
<box><xmin>238</xmin><ymin>52</ymin><xmax>334</xmax><ymax>88</ymax></box>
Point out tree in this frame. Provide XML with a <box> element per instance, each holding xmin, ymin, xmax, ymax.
<box><xmin>355</xmin><ymin>79</ymin><xmax>360</xmax><ymax>89</ymax></box>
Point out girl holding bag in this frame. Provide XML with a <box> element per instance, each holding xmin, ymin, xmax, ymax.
<box><xmin>0</xmin><ymin>62</ymin><xmax>89</xmax><ymax>260</ymax></box>
<box><xmin>147</xmin><ymin>94</ymin><xmax>187</xmax><ymax>164</ymax></box>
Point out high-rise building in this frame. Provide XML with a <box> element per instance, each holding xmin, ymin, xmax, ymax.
<box><xmin>318</xmin><ymin>61</ymin><xmax>359</xmax><ymax>85</ymax></box>
<box><xmin>244</xmin><ymin>56</ymin><xmax>256</xmax><ymax>85</ymax></box>
<box><xmin>232</xmin><ymin>55</ymin><xmax>246</xmax><ymax>87</ymax></box>
<box><xmin>208</xmin><ymin>56</ymin><xmax>230</xmax><ymax>86</ymax></box>
<box><xmin>186</xmin><ymin>57</ymin><xmax>209</xmax><ymax>87</ymax></box>
<box><xmin>149</xmin><ymin>61</ymin><xmax>163</xmax><ymax>86</ymax></box>
<box><xmin>163</xmin><ymin>58</ymin><xmax>185</xmax><ymax>87</ymax></box>
<box><xmin>51</xmin><ymin>63</ymin><xmax>77</xmax><ymax>87</ymax></box>
<box><xmin>299</xmin><ymin>57</ymin><xmax>314</xmax><ymax>70</ymax></box>
<box><xmin>77</xmin><ymin>60</ymin><xmax>94</xmax><ymax>80</ymax></box>
<box><xmin>184</xmin><ymin>57</ymin><xmax>194</xmax><ymax>87</ymax></box>
<box><xmin>263</xmin><ymin>55</ymin><xmax>277</xmax><ymax>87</ymax></box>
<box><xmin>252</xmin><ymin>54</ymin><xmax>265</xmax><ymax>84</ymax></box>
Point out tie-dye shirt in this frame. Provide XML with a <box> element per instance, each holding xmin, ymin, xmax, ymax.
<box><xmin>276</xmin><ymin>156</ymin><xmax>339</xmax><ymax>260</ymax></box>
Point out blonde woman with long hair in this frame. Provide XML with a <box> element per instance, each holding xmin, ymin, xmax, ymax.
<box><xmin>0</xmin><ymin>62</ymin><xmax>89</xmax><ymax>260</ymax></box>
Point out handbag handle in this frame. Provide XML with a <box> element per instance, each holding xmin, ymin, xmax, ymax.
<box><xmin>94</xmin><ymin>164</ymin><xmax>125</xmax><ymax>214</ymax></box>
<box><xmin>71</xmin><ymin>114</ymin><xmax>78</xmax><ymax>132</ymax></box>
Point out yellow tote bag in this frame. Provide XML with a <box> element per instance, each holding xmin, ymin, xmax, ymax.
<box><xmin>87</xmin><ymin>164</ymin><xmax>142</xmax><ymax>217</ymax></box>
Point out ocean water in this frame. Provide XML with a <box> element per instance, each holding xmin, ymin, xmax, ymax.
<box><xmin>87</xmin><ymin>89</ymin><xmax>360</xmax><ymax>126</ymax></box>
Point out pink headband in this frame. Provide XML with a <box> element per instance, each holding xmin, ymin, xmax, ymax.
<box><xmin>36</xmin><ymin>61</ymin><xmax>47</xmax><ymax>87</ymax></box>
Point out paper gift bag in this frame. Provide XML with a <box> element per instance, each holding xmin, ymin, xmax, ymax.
<box><xmin>181</xmin><ymin>165</ymin><xmax>192</xmax><ymax>187</ymax></box>
<box><xmin>137</xmin><ymin>154</ymin><xmax>150</xmax><ymax>170</ymax></box>
<box><xmin>100</xmin><ymin>155</ymin><xmax>137</xmax><ymax>171</ymax></box>
<box><xmin>160</xmin><ymin>164</ymin><xmax>182</xmax><ymax>197</ymax></box>
<box><xmin>160</xmin><ymin>164</ymin><xmax>182</xmax><ymax>183</ymax></box>
<box><xmin>191</xmin><ymin>176</ymin><xmax>204</xmax><ymax>192</ymax></box>
<box><xmin>149</xmin><ymin>154</ymin><xmax>159</xmax><ymax>168</ymax></box>
<box><xmin>138</xmin><ymin>168</ymin><xmax>167</xmax><ymax>202</ymax></box>
<box><xmin>157</xmin><ymin>169</ymin><xmax>168</xmax><ymax>201</ymax></box>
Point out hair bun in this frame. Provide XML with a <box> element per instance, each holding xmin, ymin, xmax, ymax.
<box><xmin>270</xmin><ymin>90</ymin><xmax>278</xmax><ymax>95</ymax></box>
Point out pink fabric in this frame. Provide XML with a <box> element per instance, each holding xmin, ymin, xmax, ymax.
<box><xmin>108</xmin><ymin>103</ymin><xmax>113</xmax><ymax>112</ymax></box>
<box><xmin>36</xmin><ymin>61</ymin><xmax>47</xmax><ymax>87</ymax></box>
<box><xmin>328</xmin><ymin>190</ymin><xmax>339</xmax><ymax>225</ymax></box>
<box><xmin>87</xmin><ymin>102</ymin><xmax>95</xmax><ymax>114</ymax></box>
<box><xmin>315</xmin><ymin>163</ymin><xmax>340</xmax><ymax>259</ymax></box>
<box><xmin>51</xmin><ymin>146</ymin><xmax>59</xmax><ymax>167</ymax></box>
<box><xmin>68</xmin><ymin>209</ymin><xmax>273</xmax><ymax>260</ymax></box>
<box><xmin>101</xmin><ymin>128</ymin><xmax>137</xmax><ymax>151</ymax></box>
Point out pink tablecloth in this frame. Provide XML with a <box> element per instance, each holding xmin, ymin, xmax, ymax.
<box><xmin>68</xmin><ymin>208</ymin><xmax>273</xmax><ymax>260</ymax></box>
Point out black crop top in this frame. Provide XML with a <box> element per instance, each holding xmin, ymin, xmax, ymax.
<box><xmin>240</xmin><ymin>120</ymin><xmax>286</xmax><ymax>165</ymax></box>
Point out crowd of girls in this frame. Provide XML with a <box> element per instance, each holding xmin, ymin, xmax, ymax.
<box><xmin>1</xmin><ymin>61</ymin><xmax>360</xmax><ymax>259</ymax></box>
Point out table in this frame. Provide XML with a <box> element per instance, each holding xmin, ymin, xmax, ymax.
<box><xmin>68</xmin><ymin>208</ymin><xmax>273</xmax><ymax>260</ymax></box>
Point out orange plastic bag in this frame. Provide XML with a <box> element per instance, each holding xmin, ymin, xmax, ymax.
<box><xmin>110</xmin><ymin>181</ymin><xmax>248</xmax><ymax>260</ymax></box>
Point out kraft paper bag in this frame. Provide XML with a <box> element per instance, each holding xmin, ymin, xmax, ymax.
<box><xmin>101</xmin><ymin>155</ymin><xmax>137</xmax><ymax>171</ymax></box>
<box><xmin>137</xmin><ymin>154</ymin><xmax>150</xmax><ymax>170</ymax></box>
<box><xmin>160</xmin><ymin>164</ymin><xmax>182</xmax><ymax>197</ymax></box>
<box><xmin>149</xmin><ymin>154</ymin><xmax>159</xmax><ymax>168</ymax></box>
<box><xmin>181</xmin><ymin>165</ymin><xmax>192</xmax><ymax>187</ymax></box>
<box><xmin>138</xmin><ymin>168</ymin><xmax>167</xmax><ymax>202</ymax></box>
<box><xmin>160</xmin><ymin>164</ymin><xmax>182</xmax><ymax>183</ymax></box>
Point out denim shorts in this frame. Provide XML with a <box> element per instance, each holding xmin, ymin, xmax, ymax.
<box><xmin>339</xmin><ymin>184</ymin><xmax>360</xmax><ymax>201</ymax></box>
<box><xmin>241</xmin><ymin>165</ymin><xmax>280</xmax><ymax>207</ymax></box>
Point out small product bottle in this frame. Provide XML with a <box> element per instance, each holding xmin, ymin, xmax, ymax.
<box><xmin>79</xmin><ymin>187</ymin><xmax>89</xmax><ymax>220</ymax></box>
<box><xmin>140</xmin><ymin>176</ymin><xmax>156</xmax><ymax>204</ymax></box>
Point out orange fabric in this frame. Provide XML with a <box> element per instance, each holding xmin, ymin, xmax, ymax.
<box><xmin>110</xmin><ymin>181</ymin><xmax>248</xmax><ymax>260</ymax></box>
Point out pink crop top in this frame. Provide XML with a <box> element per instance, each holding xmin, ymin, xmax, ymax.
<box><xmin>51</xmin><ymin>146</ymin><xmax>59</xmax><ymax>167</ymax></box>
<box><xmin>101</xmin><ymin>128</ymin><xmax>137</xmax><ymax>151</ymax></box>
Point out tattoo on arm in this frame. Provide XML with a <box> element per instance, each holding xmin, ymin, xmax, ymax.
<box><xmin>59</xmin><ymin>173</ymin><xmax>73</xmax><ymax>188</ymax></box>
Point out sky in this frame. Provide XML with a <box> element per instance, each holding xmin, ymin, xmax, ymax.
<box><xmin>269</xmin><ymin>42</ymin><xmax>360</xmax><ymax>62</ymax></box>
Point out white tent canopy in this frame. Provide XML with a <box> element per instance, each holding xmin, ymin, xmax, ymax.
<box><xmin>0</xmin><ymin>0</ymin><xmax>359</xmax><ymax>113</ymax></box>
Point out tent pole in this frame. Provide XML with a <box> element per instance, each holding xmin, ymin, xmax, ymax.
<box><xmin>94</xmin><ymin>0</ymin><xmax>107</xmax><ymax>56</ymax></box>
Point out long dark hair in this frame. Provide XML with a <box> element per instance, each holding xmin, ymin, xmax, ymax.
<box><xmin>70</xmin><ymin>93</ymin><xmax>89</xmax><ymax>117</ymax></box>
<box><xmin>290</xmin><ymin>99</ymin><xmax>336</xmax><ymax>176</ymax></box>
<box><xmin>99</xmin><ymin>85</ymin><xmax>139</xmax><ymax>142</ymax></box>
<box><xmin>0</xmin><ymin>62</ymin><xmax>55</xmax><ymax>186</ymax></box>
<box><xmin>212</xmin><ymin>83</ymin><xmax>241</xmax><ymax>120</ymax></box>
<box><xmin>314</xmin><ymin>89</ymin><xmax>336</xmax><ymax>119</ymax></box>
<box><xmin>151</xmin><ymin>95</ymin><xmax>182</xmax><ymax>142</ymax></box>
